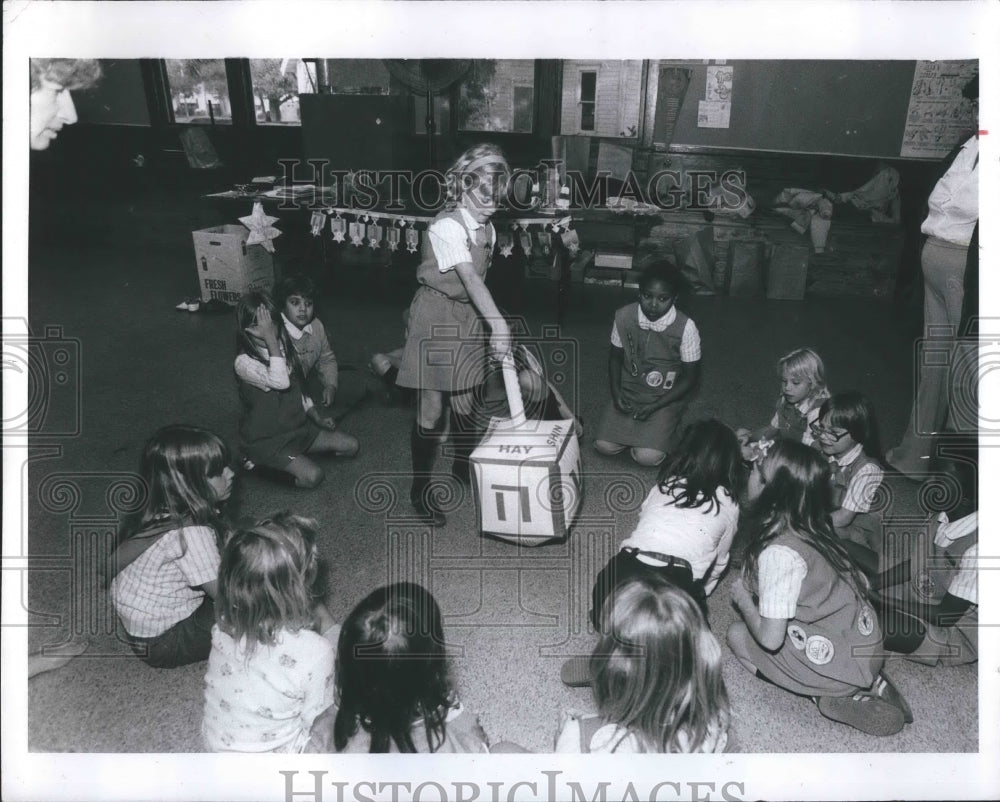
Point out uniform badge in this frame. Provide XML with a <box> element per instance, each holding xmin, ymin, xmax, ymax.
<box><xmin>804</xmin><ymin>634</ymin><xmax>835</xmax><ymax>665</ymax></box>
<box><xmin>645</xmin><ymin>370</ymin><xmax>664</xmax><ymax>388</ymax></box>
<box><xmin>857</xmin><ymin>605</ymin><xmax>876</xmax><ymax>637</ymax></box>
<box><xmin>787</xmin><ymin>624</ymin><xmax>807</xmax><ymax>650</ymax></box>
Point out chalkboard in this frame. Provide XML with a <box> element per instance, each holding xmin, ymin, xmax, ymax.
<box><xmin>667</xmin><ymin>60</ymin><xmax>920</xmax><ymax>158</ymax></box>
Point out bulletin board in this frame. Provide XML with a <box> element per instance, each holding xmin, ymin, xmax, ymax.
<box><xmin>665</xmin><ymin>60</ymin><xmax>976</xmax><ymax>160</ymax></box>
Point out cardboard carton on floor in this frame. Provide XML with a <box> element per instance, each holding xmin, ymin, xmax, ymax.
<box><xmin>192</xmin><ymin>225</ymin><xmax>274</xmax><ymax>305</ymax></box>
<box><xmin>470</xmin><ymin>357</ymin><xmax>582</xmax><ymax>545</ymax></box>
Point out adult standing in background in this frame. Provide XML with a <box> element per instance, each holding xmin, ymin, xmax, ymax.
<box><xmin>26</xmin><ymin>58</ymin><xmax>102</xmax><ymax>679</ymax></box>
<box><xmin>29</xmin><ymin>58</ymin><xmax>102</xmax><ymax>150</ymax></box>
<box><xmin>887</xmin><ymin>74</ymin><xmax>978</xmax><ymax>478</ymax></box>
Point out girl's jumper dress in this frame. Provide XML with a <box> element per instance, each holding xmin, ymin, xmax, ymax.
<box><xmin>772</xmin><ymin>392</ymin><xmax>827</xmax><ymax>445</ymax></box>
<box><xmin>237</xmin><ymin>356</ymin><xmax>319</xmax><ymax>469</ymax></box>
<box><xmin>396</xmin><ymin>210</ymin><xmax>494</xmax><ymax>394</ymax></box>
<box><xmin>830</xmin><ymin>447</ymin><xmax>884</xmax><ymax>551</ymax></box>
<box><xmin>746</xmin><ymin>533</ymin><xmax>883</xmax><ymax>697</ymax></box>
<box><xmin>596</xmin><ymin>302</ymin><xmax>692</xmax><ymax>453</ymax></box>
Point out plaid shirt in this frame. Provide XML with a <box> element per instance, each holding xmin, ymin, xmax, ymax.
<box><xmin>111</xmin><ymin>525</ymin><xmax>221</xmax><ymax>637</ymax></box>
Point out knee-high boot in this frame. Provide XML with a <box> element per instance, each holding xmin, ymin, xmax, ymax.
<box><xmin>411</xmin><ymin>421</ymin><xmax>446</xmax><ymax>526</ymax></box>
<box><xmin>448</xmin><ymin>407</ymin><xmax>487</xmax><ymax>485</ymax></box>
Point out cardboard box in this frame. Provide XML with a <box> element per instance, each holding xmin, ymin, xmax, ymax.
<box><xmin>470</xmin><ymin>417</ymin><xmax>582</xmax><ymax>545</ymax></box>
<box><xmin>192</xmin><ymin>225</ymin><xmax>274</xmax><ymax>305</ymax></box>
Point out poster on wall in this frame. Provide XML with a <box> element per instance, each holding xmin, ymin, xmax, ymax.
<box><xmin>699</xmin><ymin>64</ymin><xmax>733</xmax><ymax>128</ymax></box>
<box><xmin>900</xmin><ymin>59</ymin><xmax>978</xmax><ymax>158</ymax></box>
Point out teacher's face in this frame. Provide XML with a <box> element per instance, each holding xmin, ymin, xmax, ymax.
<box><xmin>30</xmin><ymin>80</ymin><xmax>78</xmax><ymax>150</ymax></box>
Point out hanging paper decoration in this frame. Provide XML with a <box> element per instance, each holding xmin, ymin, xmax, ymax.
<box><xmin>537</xmin><ymin>232</ymin><xmax>552</xmax><ymax>257</ymax></box>
<box><xmin>497</xmin><ymin>231</ymin><xmax>514</xmax><ymax>258</ymax></box>
<box><xmin>387</xmin><ymin>228</ymin><xmax>401</xmax><ymax>252</ymax></box>
<box><xmin>405</xmin><ymin>228</ymin><xmax>420</xmax><ymax>254</ymax></box>
<box><xmin>330</xmin><ymin>216</ymin><xmax>346</xmax><ymax>243</ymax></box>
<box><xmin>239</xmin><ymin>202</ymin><xmax>282</xmax><ymax>253</ymax></box>
<box><xmin>310</xmin><ymin>211</ymin><xmax>326</xmax><ymax>237</ymax></box>
<box><xmin>557</xmin><ymin>184</ymin><xmax>571</xmax><ymax>210</ymax></box>
<box><xmin>368</xmin><ymin>224</ymin><xmax>383</xmax><ymax>250</ymax></box>
<box><xmin>519</xmin><ymin>231</ymin><xmax>533</xmax><ymax>256</ymax></box>
<box><xmin>348</xmin><ymin>222</ymin><xmax>365</xmax><ymax>247</ymax></box>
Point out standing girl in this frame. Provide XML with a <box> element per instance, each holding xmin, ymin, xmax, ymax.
<box><xmin>314</xmin><ymin>582</ymin><xmax>489</xmax><ymax>753</ymax></box>
<box><xmin>556</xmin><ymin>577</ymin><xmax>730</xmax><ymax>753</ymax></box>
<box><xmin>109</xmin><ymin>425</ymin><xmax>234</xmax><ymax>668</ymax></box>
<box><xmin>202</xmin><ymin>512</ymin><xmax>337</xmax><ymax>753</ymax></box>
<box><xmin>727</xmin><ymin>439</ymin><xmax>909</xmax><ymax>736</ymax></box>
<box><xmin>395</xmin><ymin>144</ymin><xmax>513</xmax><ymax>525</ymax></box>
<box><xmin>594</xmin><ymin>260</ymin><xmax>701</xmax><ymax>467</ymax></box>
<box><xmin>813</xmin><ymin>392</ymin><xmax>886</xmax><ymax>562</ymax></box>
<box><xmin>736</xmin><ymin>347</ymin><xmax>830</xmax><ymax>457</ymax></box>
<box><xmin>235</xmin><ymin>290</ymin><xmax>358</xmax><ymax>490</ymax></box>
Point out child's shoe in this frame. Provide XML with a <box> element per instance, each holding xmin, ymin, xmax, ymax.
<box><xmin>560</xmin><ymin>656</ymin><xmax>592</xmax><ymax>688</ymax></box>
<box><xmin>874</xmin><ymin>672</ymin><xmax>914</xmax><ymax>724</ymax></box>
<box><xmin>816</xmin><ymin>677</ymin><xmax>906</xmax><ymax>736</ymax></box>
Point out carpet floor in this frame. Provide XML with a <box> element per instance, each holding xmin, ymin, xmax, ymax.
<box><xmin>22</xmin><ymin>186</ymin><xmax>978</xmax><ymax>756</ymax></box>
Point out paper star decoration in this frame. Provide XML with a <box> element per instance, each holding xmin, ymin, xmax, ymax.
<box><xmin>239</xmin><ymin>203</ymin><xmax>282</xmax><ymax>253</ymax></box>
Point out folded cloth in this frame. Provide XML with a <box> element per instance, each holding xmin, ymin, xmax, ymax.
<box><xmin>934</xmin><ymin>511</ymin><xmax>977</xmax><ymax>547</ymax></box>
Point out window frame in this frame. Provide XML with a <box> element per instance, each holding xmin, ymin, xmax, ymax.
<box><xmin>578</xmin><ymin>67</ymin><xmax>598</xmax><ymax>133</ymax></box>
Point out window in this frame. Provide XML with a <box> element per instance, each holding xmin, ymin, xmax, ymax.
<box><xmin>580</xmin><ymin>71</ymin><xmax>597</xmax><ymax>132</ymax></box>
<box><xmin>321</xmin><ymin>60</ymin><xmax>391</xmax><ymax>94</ymax></box>
<box><xmin>458</xmin><ymin>60</ymin><xmax>535</xmax><ymax>133</ymax></box>
<box><xmin>561</xmin><ymin>61</ymin><xmax>643</xmax><ymax>137</ymax></box>
<box><xmin>249</xmin><ymin>59</ymin><xmax>317</xmax><ymax>125</ymax></box>
<box><xmin>165</xmin><ymin>59</ymin><xmax>231</xmax><ymax>124</ymax></box>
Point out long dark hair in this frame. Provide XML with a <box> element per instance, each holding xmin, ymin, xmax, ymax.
<box><xmin>657</xmin><ymin>419</ymin><xmax>743</xmax><ymax>512</ymax></box>
<box><xmin>742</xmin><ymin>440</ymin><xmax>870</xmax><ymax>599</ymax></box>
<box><xmin>235</xmin><ymin>289</ymin><xmax>301</xmax><ymax>375</ymax></box>
<box><xmin>333</xmin><ymin>582</ymin><xmax>452</xmax><ymax>753</ymax></box>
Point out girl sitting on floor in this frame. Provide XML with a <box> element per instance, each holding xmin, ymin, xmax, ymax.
<box><xmin>235</xmin><ymin>290</ymin><xmax>358</xmax><ymax>489</ymax></box>
<box><xmin>811</xmin><ymin>392</ymin><xmax>886</xmax><ymax>567</ymax></box>
<box><xmin>594</xmin><ymin>260</ymin><xmax>701</xmax><ymax>467</ymax></box>
<box><xmin>727</xmin><ymin>439</ymin><xmax>910</xmax><ymax>736</ymax></box>
<box><xmin>557</xmin><ymin>577</ymin><xmax>730</xmax><ymax>753</ymax></box>
<box><xmin>307</xmin><ymin>582</ymin><xmax>489</xmax><ymax>753</ymax></box>
<box><xmin>737</xmin><ymin>347</ymin><xmax>830</xmax><ymax>460</ymax></box>
<box><xmin>202</xmin><ymin>512</ymin><xmax>338</xmax><ymax>753</ymax></box>
<box><xmin>109</xmin><ymin>424</ymin><xmax>235</xmax><ymax>668</ymax></box>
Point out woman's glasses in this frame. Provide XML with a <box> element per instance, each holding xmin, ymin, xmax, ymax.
<box><xmin>810</xmin><ymin>422</ymin><xmax>850</xmax><ymax>442</ymax></box>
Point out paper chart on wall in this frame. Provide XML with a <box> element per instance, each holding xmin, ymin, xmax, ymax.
<box><xmin>699</xmin><ymin>65</ymin><xmax>733</xmax><ymax>128</ymax></box>
<box><xmin>900</xmin><ymin>59</ymin><xmax>978</xmax><ymax>158</ymax></box>
<box><xmin>706</xmin><ymin>65</ymin><xmax>733</xmax><ymax>101</ymax></box>
<box><xmin>698</xmin><ymin>100</ymin><xmax>731</xmax><ymax>128</ymax></box>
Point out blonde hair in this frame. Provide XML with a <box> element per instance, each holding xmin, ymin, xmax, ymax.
<box><xmin>444</xmin><ymin>143</ymin><xmax>510</xmax><ymax>208</ymax></box>
<box><xmin>590</xmin><ymin>578</ymin><xmax>730</xmax><ymax>753</ymax></box>
<box><xmin>777</xmin><ymin>348</ymin><xmax>827</xmax><ymax>397</ymax></box>
<box><xmin>216</xmin><ymin>512</ymin><xmax>321</xmax><ymax>656</ymax></box>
